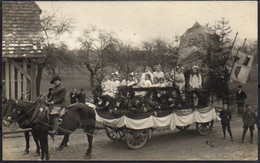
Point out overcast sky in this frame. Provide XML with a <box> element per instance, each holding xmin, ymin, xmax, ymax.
<box><xmin>36</xmin><ymin>1</ymin><xmax>257</xmax><ymax>49</ymax></box>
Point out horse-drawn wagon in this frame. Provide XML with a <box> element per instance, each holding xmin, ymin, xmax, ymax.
<box><xmin>88</xmin><ymin>86</ymin><xmax>220</xmax><ymax>150</ymax></box>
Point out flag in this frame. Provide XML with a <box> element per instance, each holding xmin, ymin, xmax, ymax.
<box><xmin>230</xmin><ymin>50</ymin><xmax>254</xmax><ymax>84</ymax></box>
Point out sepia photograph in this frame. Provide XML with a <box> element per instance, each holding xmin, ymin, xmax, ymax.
<box><xmin>2</xmin><ymin>1</ymin><xmax>258</xmax><ymax>161</ymax></box>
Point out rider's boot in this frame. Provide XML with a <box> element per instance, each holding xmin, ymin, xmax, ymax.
<box><xmin>50</xmin><ymin>116</ymin><xmax>59</xmax><ymax>134</ymax></box>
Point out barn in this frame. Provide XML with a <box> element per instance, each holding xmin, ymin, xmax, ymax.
<box><xmin>2</xmin><ymin>2</ymin><xmax>45</xmax><ymax>100</ymax></box>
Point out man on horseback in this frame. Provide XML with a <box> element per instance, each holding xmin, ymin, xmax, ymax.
<box><xmin>48</xmin><ymin>75</ymin><xmax>67</xmax><ymax>134</ymax></box>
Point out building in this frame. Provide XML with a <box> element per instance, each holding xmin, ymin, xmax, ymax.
<box><xmin>178</xmin><ymin>22</ymin><xmax>220</xmax><ymax>69</ymax></box>
<box><xmin>2</xmin><ymin>2</ymin><xmax>45</xmax><ymax>100</ymax></box>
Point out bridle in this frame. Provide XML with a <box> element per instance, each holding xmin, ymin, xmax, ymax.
<box><xmin>6</xmin><ymin>95</ymin><xmax>47</xmax><ymax>123</ymax></box>
<box><xmin>6</xmin><ymin>101</ymin><xmax>37</xmax><ymax>123</ymax></box>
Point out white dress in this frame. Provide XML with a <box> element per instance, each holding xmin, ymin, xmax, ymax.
<box><xmin>111</xmin><ymin>80</ymin><xmax>121</xmax><ymax>95</ymax></box>
<box><xmin>101</xmin><ymin>80</ymin><xmax>114</xmax><ymax>97</ymax></box>
<box><xmin>141</xmin><ymin>71</ymin><xmax>154</xmax><ymax>83</ymax></box>
<box><xmin>189</xmin><ymin>74</ymin><xmax>202</xmax><ymax>89</ymax></box>
<box><xmin>135</xmin><ymin>80</ymin><xmax>152</xmax><ymax>97</ymax></box>
<box><xmin>174</xmin><ymin>72</ymin><xmax>185</xmax><ymax>90</ymax></box>
<box><xmin>153</xmin><ymin>71</ymin><xmax>165</xmax><ymax>80</ymax></box>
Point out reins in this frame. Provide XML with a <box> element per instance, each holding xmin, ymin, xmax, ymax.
<box><xmin>9</xmin><ymin>102</ymin><xmax>38</xmax><ymax>123</ymax></box>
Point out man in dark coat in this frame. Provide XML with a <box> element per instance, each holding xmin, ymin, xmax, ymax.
<box><xmin>219</xmin><ymin>104</ymin><xmax>234</xmax><ymax>141</ymax></box>
<box><xmin>240</xmin><ymin>104</ymin><xmax>257</xmax><ymax>144</ymax></box>
<box><xmin>69</xmin><ymin>88</ymin><xmax>78</xmax><ymax>104</ymax></box>
<box><xmin>77</xmin><ymin>88</ymin><xmax>86</xmax><ymax>103</ymax></box>
<box><xmin>236</xmin><ymin>85</ymin><xmax>247</xmax><ymax>116</ymax></box>
<box><xmin>48</xmin><ymin>75</ymin><xmax>67</xmax><ymax>134</ymax></box>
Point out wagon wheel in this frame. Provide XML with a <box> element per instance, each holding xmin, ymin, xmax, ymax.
<box><xmin>196</xmin><ymin>120</ymin><xmax>214</xmax><ymax>136</ymax></box>
<box><xmin>105</xmin><ymin>127</ymin><xmax>124</xmax><ymax>141</ymax></box>
<box><xmin>125</xmin><ymin>128</ymin><xmax>149</xmax><ymax>150</ymax></box>
<box><xmin>176</xmin><ymin>125</ymin><xmax>190</xmax><ymax>131</ymax></box>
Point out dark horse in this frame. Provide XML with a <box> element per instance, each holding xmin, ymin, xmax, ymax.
<box><xmin>3</xmin><ymin>97</ymin><xmax>96</xmax><ymax>160</ymax></box>
<box><xmin>2</xmin><ymin>97</ymin><xmax>41</xmax><ymax>156</ymax></box>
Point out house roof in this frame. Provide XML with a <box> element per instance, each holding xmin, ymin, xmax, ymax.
<box><xmin>178</xmin><ymin>22</ymin><xmax>220</xmax><ymax>62</ymax></box>
<box><xmin>2</xmin><ymin>2</ymin><xmax>45</xmax><ymax>58</ymax></box>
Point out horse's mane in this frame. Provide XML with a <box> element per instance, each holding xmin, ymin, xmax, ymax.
<box><xmin>16</xmin><ymin>100</ymin><xmax>36</xmax><ymax>109</ymax></box>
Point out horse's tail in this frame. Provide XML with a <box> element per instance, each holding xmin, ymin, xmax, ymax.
<box><xmin>72</xmin><ymin>103</ymin><xmax>96</xmax><ymax>134</ymax></box>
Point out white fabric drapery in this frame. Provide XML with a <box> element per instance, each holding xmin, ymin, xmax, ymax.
<box><xmin>90</xmin><ymin>103</ymin><xmax>221</xmax><ymax>131</ymax></box>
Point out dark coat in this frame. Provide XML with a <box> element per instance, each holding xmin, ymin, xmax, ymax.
<box><xmin>48</xmin><ymin>84</ymin><xmax>66</xmax><ymax>107</ymax></box>
<box><xmin>243</xmin><ymin>109</ymin><xmax>256</xmax><ymax>127</ymax></box>
<box><xmin>70</xmin><ymin>92</ymin><xmax>78</xmax><ymax>104</ymax></box>
<box><xmin>236</xmin><ymin>90</ymin><xmax>247</xmax><ymax>107</ymax></box>
<box><xmin>77</xmin><ymin>92</ymin><xmax>86</xmax><ymax>103</ymax></box>
<box><xmin>219</xmin><ymin>109</ymin><xmax>232</xmax><ymax>124</ymax></box>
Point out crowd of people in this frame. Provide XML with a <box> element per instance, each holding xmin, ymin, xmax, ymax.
<box><xmin>44</xmin><ymin>66</ymin><xmax>257</xmax><ymax>143</ymax></box>
<box><xmin>69</xmin><ymin>88</ymin><xmax>87</xmax><ymax>104</ymax></box>
<box><xmin>218</xmin><ymin>85</ymin><xmax>257</xmax><ymax>144</ymax></box>
<box><xmin>93</xmin><ymin>64</ymin><xmax>204</xmax><ymax>113</ymax></box>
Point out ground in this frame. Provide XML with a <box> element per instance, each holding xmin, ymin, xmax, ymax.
<box><xmin>2</xmin><ymin>115</ymin><xmax>258</xmax><ymax>161</ymax></box>
<box><xmin>2</xmin><ymin>67</ymin><xmax>258</xmax><ymax>161</ymax></box>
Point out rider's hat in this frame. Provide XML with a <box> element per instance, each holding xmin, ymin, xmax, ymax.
<box><xmin>50</xmin><ymin>75</ymin><xmax>61</xmax><ymax>84</ymax></box>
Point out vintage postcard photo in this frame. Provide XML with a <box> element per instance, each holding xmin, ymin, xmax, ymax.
<box><xmin>2</xmin><ymin>1</ymin><xmax>258</xmax><ymax>161</ymax></box>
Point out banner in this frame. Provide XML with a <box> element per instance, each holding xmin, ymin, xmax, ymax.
<box><xmin>230</xmin><ymin>50</ymin><xmax>254</xmax><ymax>84</ymax></box>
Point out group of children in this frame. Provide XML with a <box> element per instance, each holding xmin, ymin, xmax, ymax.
<box><xmin>95</xmin><ymin>64</ymin><xmax>205</xmax><ymax>113</ymax></box>
<box><xmin>101</xmin><ymin>65</ymin><xmax>187</xmax><ymax>97</ymax></box>
<box><xmin>219</xmin><ymin>103</ymin><xmax>257</xmax><ymax>144</ymax></box>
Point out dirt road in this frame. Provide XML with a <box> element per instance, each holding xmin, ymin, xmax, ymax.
<box><xmin>2</xmin><ymin>115</ymin><xmax>258</xmax><ymax>161</ymax></box>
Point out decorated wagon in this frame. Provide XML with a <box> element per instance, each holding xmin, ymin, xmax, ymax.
<box><xmin>87</xmin><ymin>86</ymin><xmax>220</xmax><ymax>150</ymax></box>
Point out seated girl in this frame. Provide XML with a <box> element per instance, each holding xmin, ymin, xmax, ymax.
<box><xmin>141</xmin><ymin>66</ymin><xmax>154</xmax><ymax>83</ymax></box>
<box><xmin>135</xmin><ymin>74</ymin><xmax>153</xmax><ymax>97</ymax></box>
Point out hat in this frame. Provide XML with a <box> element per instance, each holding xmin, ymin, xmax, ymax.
<box><xmin>192</xmin><ymin>65</ymin><xmax>199</xmax><ymax>69</ymax></box>
<box><xmin>129</xmin><ymin>72</ymin><xmax>134</xmax><ymax>76</ymax></box>
<box><xmin>176</xmin><ymin>66</ymin><xmax>183</xmax><ymax>70</ymax></box>
<box><xmin>50</xmin><ymin>75</ymin><xmax>61</xmax><ymax>84</ymax></box>
<box><xmin>112</xmin><ymin>71</ymin><xmax>119</xmax><ymax>76</ymax></box>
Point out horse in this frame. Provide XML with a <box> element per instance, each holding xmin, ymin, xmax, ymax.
<box><xmin>3</xmin><ymin>97</ymin><xmax>96</xmax><ymax>160</ymax></box>
<box><xmin>2</xmin><ymin>97</ymin><xmax>40</xmax><ymax>156</ymax></box>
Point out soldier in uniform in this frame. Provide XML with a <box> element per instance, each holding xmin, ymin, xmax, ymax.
<box><xmin>48</xmin><ymin>76</ymin><xmax>67</xmax><ymax>134</ymax></box>
<box><xmin>240</xmin><ymin>104</ymin><xmax>256</xmax><ymax>144</ymax></box>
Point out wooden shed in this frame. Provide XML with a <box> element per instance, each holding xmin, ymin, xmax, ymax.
<box><xmin>2</xmin><ymin>2</ymin><xmax>45</xmax><ymax>100</ymax></box>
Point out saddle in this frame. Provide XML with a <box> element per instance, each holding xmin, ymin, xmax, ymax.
<box><xmin>27</xmin><ymin>100</ymin><xmax>50</xmax><ymax>125</ymax></box>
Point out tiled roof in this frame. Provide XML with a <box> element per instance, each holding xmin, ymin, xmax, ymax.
<box><xmin>2</xmin><ymin>2</ymin><xmax>45</xmax><ymax>58</ymax></box>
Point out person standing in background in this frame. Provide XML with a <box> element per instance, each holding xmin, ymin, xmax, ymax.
<box><xmin>236</xmin><ymin>85</ymin><xmax>247</xmax><ymax>116</ymax></box>
<box><xmin>69</xmin><ymin>88</ymin><xmax>78</xmax><ymax>104</ymax></box>
<box><xmin>240</xmin><ymin>104</ymin><xmax>256</xmax><ymax>144</ymax></box>
<box><xmin>77</xmin><ymin>88</ymin><xmax>86</xmax><ymax>103</ymax></box>
<box><xmin>219</xmin><ymin>103</ymin><xmax>234</xmax><ymax>142</ymax></box>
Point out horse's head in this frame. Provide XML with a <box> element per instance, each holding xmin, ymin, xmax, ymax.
<box><xmin>2</xmin><ymin>99</ymin><xmax>21</xmax><ymax>127</ymax></box>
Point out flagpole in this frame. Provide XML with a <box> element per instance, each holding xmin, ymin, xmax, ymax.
<box><xmin>223</xmin><ymin>32</ymin><xmax>238</xmax><ymax>68</ymax></box>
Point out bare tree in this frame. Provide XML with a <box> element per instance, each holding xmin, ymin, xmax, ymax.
<box><xmin>142</xmin><ymin>38</ymin><xmax>178</xmax><ymax>71</ymax></box>
<box><xmin>36</xmin><ymin>9</ymin><xmax>74</xmax><ymax>96</ymax></box>
<box><xmin>77</xmin><ymin>26</ymin><xmax>119</xmax><ymax>87</ymax></box>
